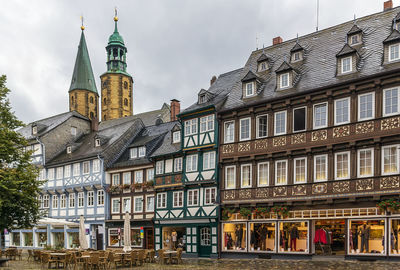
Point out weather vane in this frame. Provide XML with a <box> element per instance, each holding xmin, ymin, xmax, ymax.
<box><xmin>114</xmin><ymin>7</ymin><xmax>118</xmax><ymax>21</ymax></box>
<box><xmin>80</xmin><ymin>15</ymin><xmax>85</xmax><ymax>31</ymax></box>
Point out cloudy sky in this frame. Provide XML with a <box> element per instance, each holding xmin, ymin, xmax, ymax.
<box><xmin>0</xmin><ymin>0</ymin><xmax>395</xmax><ymax>123</ymax></box>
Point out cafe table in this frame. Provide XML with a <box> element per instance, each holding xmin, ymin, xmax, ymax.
<box><xmin>49</xmin><ymin>253</ymin><xmax>67</xmax><ymax>269</ymax></box>
<box><xmin>163</xmin><ymin>250</ymin><xmax>177</xmax><ymax>264</ymax></box>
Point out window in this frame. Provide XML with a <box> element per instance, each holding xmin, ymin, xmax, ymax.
<box><xmin>203</xmin><ymin>152</ymin><xmax>215</xmax><ymax>170</ymax></box>
<box><xmin>157</xmin><ymin>193</ymin><xmax>166</xmax><ymax>209</ymax></box>
<box><xmin>93</xmin><ymin>159</ymin><xmax>100</xmax><ymax>173</ymax></box>
<box><xmin>73</xmin><ymin>163</ymin><xmax>80</xmax><ymax>176</ymax></box>
<box><xmin>241</xmin><ymin>164</ymin><xmax>252</xmax><ymax>188</ymax></box>
<box><xmin>258</xmin><ymin>61</ymin><xmax>267</xmax><ymax>71</ymax></box>
<box><xmin>172</xmin><ymin>131</ymin><xmax>181</xmax><ymax>143</ymax></box>
<box><xmin>78</xmin><ymin>192</ymin><xmax>84</xmax><ymax>207</ymax></box>
<box><xmin>82</xmin><ymin>161</ymin><xmax>90</xmax><ymax>174</ymax></box>
<box><xmin>335</xmin><ymin>152</ymin><xmax>350</xmax><ymax>180</ymax></box>
<box><xmin>134</xmin><ymin>197</ymin><xmax>143</xmax><ymax>213</ymax></box>
<box><xmin>173</xmin><ymin>191</ymin><xmax>183</xmax><ymax>207</ymax></box>
<box><xmin>274</xmin><ymin>111</ymin><xmax>287</xmax><ymax>135</ymax></box>
<box><xmin>123</xmin><ymin>172</ymin><xmax>131</xmax><ymax>185</ymax></box>
<box><xmin>33</xmin><ymin>144</ymin><xmax>41</xmax><ymax>155</ymax></box>
<box><xmin>52</xmin><ymin>195</ymin><xmax>58</xmax><ymax>209</ymax></box>
<box><xmin>292</xmin><ymin>157</ymin><xmax>307</xmax><ymax>184</ymax></box>
<box><xmin>67</xmin><ymin>146</ymin><xmax>72</xmax><ymax>154</ymax></box>
<box><xmin>200</xmin><ymin>115</ymin><xmax>214</xmax><ymax>132</ymax></box>
<box><xmin>130</xmin><ymin>148</ymin><xmax>138</xmax><ymax>159</ymax></box>
<box><xmin>138</xmin><ymin>146</ymin><xmax>146</xmax><ymax>157</ymax></box>
<box><xmin>69</xmin><ymin>194</ymin><xmax>75</xmax><ymax>208</ymax></box>
<box><xmin>47</xmin><ymin>168</ymin><xmax>54</xmax><ymax>180</ymax></box>
<box><xmin>293</xmin><ymin>52</ymin><xmax>301</xmax><ymax>61</ymax></box>
<box><xmin>135</xmin><ymin>171</ymin><xmax>143</xmax><ymax>184</ymax></box>
<box><xmin>156</xmin><ymin>161</ymin><xmax>164</xmax><ymax>175</ymax></box>
<box><xmin>225</xmin><ymin>166</ymin><xmax>236</xmax><ymax>189</ymax></box>
<box><xmin>280</xmin><ymin>73</ymin><xmax>289</xmax><ymax>88</ymax></box>
<box><xmin>389</xmin><ymin>44</ymin><xmax>400</xmax><ymax>62</ymax></box>
<box><xmin>350</xmin><ymin>34</ymin><xmax>359</xmax><ymax>45</ymax></box>
<box><xmin>112</xmin><ymin>174</ymin><xmax>120</xmax><ymax>186</ymax></box>
<box><xmin>39</xmin><ymin>169</ymin><xmax>46</xmax><ymax>180</ymax></box>
<box><xmin>293</xmin><ymin>107</ymin><xmax>306</xmax><ymax>132</ymax></box>
<box><xmin>240</xmin><ymin>118</ymin><xmax>251</xmax><ymax>141</ymax></box>
<box><xmin>358</xmin><ymin>148</ymin><xmax>374</xmax><ymax>177</ymax></box>
<box><xmin>199</xmin><ymin>94</ymin><xmax>207</xmax><ymax>104</ymax></box>
<box><xmin>32</xmin><ymin>126</ymin><xmax>37</xmax><ymax>135</ymax></box>
<box><xmin>97</xmin><ymin>190</ymin><xmax>104</xmax><ymax>206</ymax></box>
<box><xmin>358</xmin><ymin>92</ymin><xmax>375</xmax><ymax>121</ymax></box>
<box><xmin>334</xmin><ymin>98</ymin><xmax>350</xmax><ymax>125</ymax></box>
<box><xmin>256</xmin><ymin>115</ymin><xmax>268</xmax><ymax>138</ymax></box>
<box><xmin>147</xmin><ymin>168</ymin><xmax>154</xmax><ymax>181</ymax></box>
<box><xmin>60</xmin><ymin>194</ymin><xmax>66</xmax><ymax>208</ymax></box>
<box><xmin>122</xmin><ymin>197</ymin><xmax>131</xmax><ymax>213</ymax></box>
<box><xmin>146</xmin><ymin>196</ymin><xmax>154</xmax><ymax>212</ymax></box>
<box><xmin>383</xmin><ymin>88</ymin><xmax>399</xmax><ymax>116</ymax></box>
<box><xmin>205</xmin><ymin>187</ymin><xmax>216</xmax><ymax>205</ymax></box>
<box><xmin>64</xmin><ymin>165</ymin><xmax>71</xmax><ymax>178</ymax></box>
<box><xmin>188</xmin><ymin>190</ymin><xmax>199</xmax><ymax>206</ymax></box>
<box><xmin>257</xmin><ymin>162</ymin><xmax>269</xmax><ymax>187</ymax></box>
<box><xmin>174</xmin><ymin>157</ymin><xmax>182</xmax><ymax>172</ymax></box>
<box><xmin>275</xmin><ymin>160</ymin><xmax>287</xmax><ymax>185</ymax></box>
<box><xmin>43</xmin><ymin>195</ymin><xmax>49</xmax><ymax>208</ymax></box>
<box><xmin>87</xmin><ymin>191</ymin><xmax>94</xmax><ymax>206</ymax></box>
<box><xmin>111</xmin><ymin>198</ymin><xmax>120</xmax><ymax>213</ymax></box>
<box><xmin>341</xmin><ymin>56</ymin><xmax>352</xmax><ymax>73</ymax></box>
<box><xmin>245</xmin><ymin>82</ymin><xmax>255</xmax><ymax>97</ymax></box>
<box><xmin>314</xmin><ymin>154</ymin><xmax>328</xmax><ymax>182</ymax></box>
<box><xmin>184</xmin><ymin>119</ymin><xmax>197</xmax><ymax>136</ymax></box>
<box><xmin>313</xmin><ymin>103</ymin><xmax>327</xmax><ymax>129</ymax></box>
<box><xmin>186</xmin><ymin>154</ymin><xmax>198</xmax><ymax>172</ymax></box>
<box><xmin>56</xmin><ymin>167</ymin><xmax>63</xmax><ymax>179</ymax></box>
<box><xmin>95</xmin><ymin>139</ymin><xmax>100</xmax><ymax>147</ymax></box>
<box><xmin>224</xmin><ymin>121</ymin><xmax>235</xmax><ymax>143</ymax></box>
<box><xmin>382</xmin><ymin>145</ymin><xmax>399</xmax><ymax>175</ymax></box>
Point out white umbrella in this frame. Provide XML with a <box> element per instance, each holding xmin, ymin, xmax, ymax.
<box><xmin>79</xmin><ymin>215</ymin><xmax>88</xmax><ymax>249</ymax></box>
<box><xmin>123</xmin><ymin>212</ymin><xmax>131</xmax><ymax>252</ymax></box>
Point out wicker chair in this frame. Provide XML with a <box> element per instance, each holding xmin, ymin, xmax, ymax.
<box><xmin>87</xmin><ymin>252</ymin><xmax>101</xmax><ymax>270</ymax></box>
<box><xmin>157</xmin><ymin>249</ymin><xmax>169</xmax><ymax>265</ymax></box>
<box><xmin>147</xmin><ymin>250</ymin><xmax>155</xmax><ymax>263</ymax></box>
<box><xmin>16</xmin><ymin>249</ymin><xmax>23</xmax><ymax>260</ymax></box>
<box><xmin>171</xmin><ymin>248</ymin><xmax>183</xmax><ymax>264</ymax></box>
<box><xmin>108</xmin><ymin>251</ymin><xmax>123</xmax><ymax>269</ymax></box>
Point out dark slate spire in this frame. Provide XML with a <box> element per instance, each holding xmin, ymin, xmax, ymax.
<box><xmin>69</xmin><ymin>30</ymin><xmax>98</xmax><ymax>94</ymax></box>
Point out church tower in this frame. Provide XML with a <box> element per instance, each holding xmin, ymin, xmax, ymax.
<box><xmin>100</xmin><ymin>13</ymin><xmax>133</xmax><ymax>121</ymax></box>
<box><xmin>69</xmin><ymin>25</ymin><xmax>99</xmax><ymax>120</ymax></box>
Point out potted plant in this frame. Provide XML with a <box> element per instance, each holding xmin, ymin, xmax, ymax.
<box><xmin>108</xmin><ymin>185</ymin><xmax>121</xmax><ymax>194</ymax></box>
<box><xmin>377</xmin><ymin>199</ymin><xmax>400</xmax><ymax>214</ymax></box>
<box><xmin>271</xmin><ymin>205</ymin><xmax>289</xmax><ymax>219</ymax></box>
<box><xmin>134</xmin><ymin>182</ymin><xmax>143</xmax><ymax>190</ymax></box>
<box><xmin>221</xmin><ymin>208</ymin><xmax>236</xmax><ymax>221</ymax></box>
<box><xmin>146</xmin><ymin>180</ymin><xmax>154</xmax><ymax>187</ymax></box>
<box><xmin>239</xmin><ymin>207</ymin><xmax>252</xmax><ymax>219</ymax></box>
<box><xmin>122</xmin><ymin>184</ymin><xmax>130</xmax><ymax>190</ymax></box>
<box><xmin>254</xmin><ymin>207</ymin><xmax>269</xmax><ymax>218</ymax></box>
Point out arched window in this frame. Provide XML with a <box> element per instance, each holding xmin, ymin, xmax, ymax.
<box><xmin>124</xmin><ymin>81</ymin><xmax>128</xmax><ymax>89</ymax></box>
<box><xmin>124</xmin><ymin>98</ymin><xmax>128</xmax><ymax>106</ymax></box>
<box><xmin>71</xmin><ymin>96</ymin><xmax>74</xmax><ymax>104</ymax></box>
<box><xmin>103</xmin><ymin>98</ymin><xmax>107</xmax><ymax>105</ymax></box>
<box><xmin>90</xmin><ymin>96</ymin><xmax>94</xmax><ymax>104</ymax></box>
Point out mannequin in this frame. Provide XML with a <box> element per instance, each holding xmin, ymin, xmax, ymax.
<box><xmin>171</xmin><ymin>230</ymin><xmax>178</xmax><ymax>249</ymax></box>
<box><xmin>260</xmin><ymin>225</ymin><xmax>267</xmax><ymax>250</ymax></box>
<box><xmin>360</xmin><ymin>224</ymin><xmax>370</xmax><ymax>253</ymax></box>
<box><xmin>290</xmin><ymin>224</ymin><xmax>299</xmax><ymax>251</ymax></box>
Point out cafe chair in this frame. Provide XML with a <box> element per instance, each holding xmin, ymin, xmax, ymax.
<box><xmin>107</xmin><ymin>251</ymin><xmax>123</xmax><ymax>269</ymax></box>
<box><xmin>16</xmin><ymin>249</ymin><xmax>22</xmax><ymax>261</ymax></box>
<box><xmin>171</xmin><ymin>248</ymin><xmax>183</xmax><ymax>265</ymax></box>
<box><xmin>157</xmin><ymin>249</ymin><xmax>168</xmax><ymax>265</ymax></box>
<box><xmin>27</xmin><ymin>249</ymin><xmax>33</xmax><ymax>261</ymax></box>
<box><xmin>137</xmin><ymin>250</ymin><xmax>145</xmax><ymax>266</ymax></box>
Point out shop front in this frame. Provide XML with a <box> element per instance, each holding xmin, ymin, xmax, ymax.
<box><xmin>106</xmin><ymin>221</ymin><xmax>153</xmax><ymax>249</ymax></box>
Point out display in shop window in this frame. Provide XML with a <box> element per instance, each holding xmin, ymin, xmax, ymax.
<box><xmin>222</xmin><ymin>223</ymin><xmax>246</xmax><ymax>251</ymax></box>
<box><xmin>348</xmin><ymin>220</ymin><xmax>385</xmax><ymax>255</ymax></box>
<box><xmin>279</xmin><ymin>222</ymin><xmax>308</xmax><ymax>253</ymax></box>
<box><xmin>250</xmin><ymin>222</ymin><xmax>276</xmax><ymax>252</ymax></box>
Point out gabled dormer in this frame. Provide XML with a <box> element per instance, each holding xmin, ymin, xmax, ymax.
<box><xmin>394</xmin><ymin>12</ymin><xmax>400</xmax><ymax>31</ymax></box>
<box><xmin>32</xmin><ymin>124</ymin><xmax>38</xmax><ymax>135</ymax></box>
<box><xmin>256</xmin><ymin>53</ymin><xmax>269</xmax><ymax>72</ymax></box>
<box><xmin>290</xmin><ymin>42</ymin><xmax>304</xmax><ymax>63</ymax></box>
<box><xmin>197</xmin><ymin>89</ymin><xmax>215</xmax><ymax>104</ymax></box>
<box><xmin>66</xmin><ymin>145</ymin><xmax>72</xmax><ymax>154</ymax></box>
<box><xmin>275</xmin><ymin>61</ymin><xmax>296</xmax><ymax>90</ymax></box>
<box><xmin>347</xmin><ymin>24</ymin><xmax>363</xmax><ymax>46</ymax></box>
<box><xmin>336</xmin><ymin>44</ymin><xmax>358</xmax><ymax>75</ymax></box>
<box><xmin>241</xmin><ymin>71</ymin><xmax>261</xmax><ymax>98</ymax></box>
<box><xmin>171</xmin><ymin>124</ymin><xmax>181</xmax><ymax>144</ymax></box>
<box><xmin>383</xmin><ymin>17</ymin><xmax>400</xmax><ymax>63</ymax></box>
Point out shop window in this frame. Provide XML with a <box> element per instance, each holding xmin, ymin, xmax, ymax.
<box><xmin>109</xmin><ymin>229</ymin><xmax>121</xmax><ymax>247</ymax></box>
<box><xmin>23</xmin><ymin>232</ymin><xmax>33</xmax><ymax>246</ymax></box>
<box><xmin>279</xmin><ymin>221</ymin><xmax>309</xmax><ymax>253</ymax></box>
<box><xmin>36</xmin><ymin>231</ymin><xmax>47</xmax><ymax>247</ymax></box>
<box><xmin>162</xmin><ymin>227</ymin><xmax>186</xmax><ymax>250</ymax></box>
<box><xmin>68</xmin><ymin>232</ymin><xmax>79</xmax><ymax>248</ymax></box>
<box><xmin>390</xmin><ymin>219</ymin><xmax>400</xmax><ymax>255</ymax></box>
<box><xmin>348</xmin><ymin>219</ymin><xmax>385</xmax><ymax>255</ymax></box>
<box><xmin>12</xmin><ymin>232</ymin><xmax>20</xmax><ymax>246</ymax></box>
<box><xmin>222</xmin><ymin>223</ymin><xmax>247</xmax><ymax>251</ymax></box>
<box><xmin>52</xmin><ymin>231</ymin><xmax>65</xmax><ymax>249</ymax></box>
<box><xmin>131</xmin><ymin>228</ymin><xmax>143</xmax><ymax>247</ymax></box>
<box><xmin>249</xmin><ymin>222</ymin><xmax>276</xmax><ymax>252</ymax></box>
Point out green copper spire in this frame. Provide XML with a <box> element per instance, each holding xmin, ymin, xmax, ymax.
<box><xmin>108</xmin><ymin>18</ymin><xmax>125</xmax><ymax>46</ymax></box>
<box><xmin>69</xmin><ymin>29</ymin><xmax>98</xmax><ymax>94</ymax></box>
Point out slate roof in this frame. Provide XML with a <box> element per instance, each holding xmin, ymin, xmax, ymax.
<box><xmin>275</xmin><ymin>61</ymin><xmax>294</xmax><ymax>73</ymax></box>
<box><xmin>336</xmin><ymin>44</ymin><xmax>357</xmax><ymax>57</ymax></box>
<box><xmin>216</xmin><ymin>7</ymin><xmax>400</xmax><ymax>112</ymax></box>
<box><xmin>150</xmin><ymin>122</ymin><xmax>181</xmax><ymax>158</ymax></box>
<box><xmin>290</xmin><ymin>42</ymin><xmax>304</xmax><ymax>52</ymax></box>
<box><xmin>347</xmin><ymin>24</ymin><xmax>362</xmax><ymax>35</ymax></box>
<box><xmin>241</xmin><ymin>71</ymin><xmax>258</xmax><ymax>82</ymax></box>
<box><xmin>18</xmin><ymin>111</ymin><xmax>88</xmax><ymax>140</ymax></box>
<box><xmin>257</xmin><ymin>53</ymin><xmax>269</xmax><ymax>62</ymax></box>
<box><xmin>383</xmin><ymin>29</ymin><xmax>400</xmax><ymax>43</ymax></box>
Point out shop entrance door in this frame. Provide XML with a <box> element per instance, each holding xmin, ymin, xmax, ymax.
<box><xmin>198</xmin><ymin>227</ymin><xmax>211</xmax><ymax>257</ymax></box>
<box><xmin>314</xmin><ymin>219</ymin><xmax>345</xmax><ymax>255</ymax></box>
<box><xmin>146</xmin><ymin>229</ymin><xmax>154</xmax><ymax>249</ymax></box>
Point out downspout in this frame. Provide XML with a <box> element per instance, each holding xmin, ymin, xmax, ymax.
<box><xmin>97</xmin><ymin>154</ymin><xmax>106</xmax><ymax>250</ymax></box>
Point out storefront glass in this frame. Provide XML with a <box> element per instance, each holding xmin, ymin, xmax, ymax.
<box><xmin>314</xmin><ymin>220</ymin><xmax>345</xmax><ymax>255</ymax></box>
<box><xmin>68</xmin><ymin>232</ymin><xmax>79</xmax><ymax>248</ymax></box>
<box><xmin>37</xmin><ymin>232</ymin><xmax>47</xmax><ymax>247</ymax></box>
<box><xmin>389</xmin><ymin>219</ymin><xmax>400</xmax><ymax>255</ymax></box>
<box><xmin>11</xmin><ymin>232</ymin><xmax>20</xmax><ymax>246</ymax></box>
<box><xmin>108</xmin><ymin>229</ymin><xmax>122</xmax><ymax>247</ymax></box>
<box><xmin>279</xmin><ymin>221</ymin><xmax>308</xmax><ymax>253</ymax></box>
<box><xmin>131</xmin><ymin>229</ymin><xmax>143</xmax><ymax>247</ymax></box>
<box><xmin>222</xmin><ymin>223</ymin><xmax>247</xmax><ymax>251</ymax></box>
<box><xmin>249</xmin><ymin>222</ymin><xmax>275</xmax><ymax>252</ymax></box>
<box><xmin>162</xmin><ymin>227</ymin><xmax>186</xmax><ymax>250</ymax></box>
<box><xmin>53</xmin><ymin>232</ymin><xmax>65</xmax><ymax>249</ymax></box>
<box><xmin>348</xmin><ymin>219</ymin><xmax>385</xmax><ymax>255</ymax></box>
<box><xmin>23</xmin><ymin>232</ymin><xmax>33</xmax><ymax>246</ymax></box>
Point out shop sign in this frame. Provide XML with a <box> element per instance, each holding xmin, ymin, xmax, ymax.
<box><xmin>140</xmin><ymin>227</ymin><xmax>144</xmax><ymax>239</ymax></box>
<box><xmin>85</xmin><ymin>229</ymin><xmax>90</xmax><ymax>235</ymax></box>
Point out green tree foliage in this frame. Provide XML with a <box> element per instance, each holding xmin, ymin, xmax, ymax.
<box><xmin>0</xmin><ymin>75</ymin><xmax>42</xmax><ymax>231</ymax></box>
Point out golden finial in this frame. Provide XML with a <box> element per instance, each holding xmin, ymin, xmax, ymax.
<box><xmin>114</xmin><ymin>7</ymin><xmax>118</xmax><ymax>21</ymax></box>
<box><xmin>80</xmin><ymin>16</ymin><xmax>85</xmax><ymax>30</ymax></box>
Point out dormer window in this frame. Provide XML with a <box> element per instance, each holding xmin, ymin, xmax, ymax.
<box><xmin>280</xmin><ymin>73</ymin><xmax>289</xmax><ymax>89</ymax></box>
<box><xmin>32</xmin><ymin>126</ymin><xmax>37</xmax><ymax>135</ymax></box>
<box><xmin>258</xmin><ymin>61</ymin><xmax>267</xmax><ymax>72</ymax></box>
<box><xmin>347</xmin><ymin>24</ymin><xmax>362</xmax><ymax>46</ymax></box>
<box><xmin>130</xmin><ymin>146</ymin><xmax>146</xmax><ymax>159</ymax></box>
<box><xmin>172</xmin><ymin>131</ymin><xmax>181</xmax><ymax>143</ymax></box>
<box><xmin>349</xmin><ymin>34</ymin><xmax>360</xmax><ymax>45</ymax></box>
<box><xmin>67</xmin><ymin>146</ymin><xmax>72</xmax><ymax>154</ymax></box>
<box><xmin>241</xmin><ymin>71</ymin><xmax>260</xmax><ymax>98</ymax></box>
<box><xmin>290</xmin><ymin>42</ymin><xmax>304</xmax><ymax>63</ymax></box>
<box><xmin>293</xmin><ymin>52</ymin><xmax>300</xmax><ymax>61</ymax></box>
<box><xmin>138</xmin><ymin>146</ymin><xmax>146</xmax><ymax>157</ymax></box>
<box><xmin>130</xmin><ymin>148</ymin><xmax>138</xmax><ymax>159</ymax></box>
<box><xmin>389</xmin><ymin>43</ymin><xmax>400</xmax><ymax>62</ymax></box>
<box><xmin>257</xmin><ymin>54</ymin><xmax>269</xmax><ymax>72</ymax></box>
<box><xmin>199</xmin><ymin>94</ymin><xmax>207</xmax><ymax>104</ymax></box>
<box><xmin>275</xmin><ymin>61</ymin><xmax>295</xmax><ymax>90</ymax></box>
<box><xmin>245</xmin><ymin>82</ymin><xmax>255</xmax><ymax>97</ymax></box>
<box><xmin>341</xmin><ymin>56</ymin><xmax>352</xmax><ymax>73</ymax></box>
<box><xmin>336</xmin><ymin>44</ymin><xmax>357</xmax><ymax>75</ymax></box>
<box><xmin>95</xmin><ymin>139</ymin><xmax>101</xmax><ymax>147</ymax></box>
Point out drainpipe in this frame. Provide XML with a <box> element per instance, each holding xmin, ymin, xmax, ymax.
<box><xmin>97</xmin><ymin>154</ymin><xmax>107</xmax><ymax>249</ymax></box>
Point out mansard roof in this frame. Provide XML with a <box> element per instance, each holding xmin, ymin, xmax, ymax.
<box><xmin>336</xmin><ymin>43</ymin><xmax>357</xmax><ymax>57</ymax></box>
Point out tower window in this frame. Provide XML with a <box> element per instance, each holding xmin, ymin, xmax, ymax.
<box><xmin>90</xmin><ymin>112</ymin><xmax>94</xmax><ymax>119</ymax></box>
<box><xmin>89</xmin><ymin>96</ymin><xmax>94</xmax><ymax>104</ymax></box>
<box><xmin>124</xmin><ymin>82</ymin><xmax>128</xmax><ymax>89</ymax></box>
<box><xmin>103</xmin><ymin>115</ymin><xmax>106</xmax><ymax>121</ymax></box>
<box><xmin>95</xmin><ymin>139</ymin><xmax>101</xmax><ymax>147</ymax></box>
<box><xmin>103</xmin><ymin>98</ymin><xmax>107</xmax><ymax>105</ymax></box>
<box><xmin>124</xmin><ymin>98</ymin><xmax>128</xmax><ymax>106</ymax></box>
<box><xmin>71</xmin><ymin>96</ymin><xmax>74</xmax><ymax>105</ymax></box>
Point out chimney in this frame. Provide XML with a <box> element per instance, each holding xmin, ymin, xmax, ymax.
<box><xmin>91</xmin><ymin>116</ymin><xmax>99</xmax><ymax>132</ymax></box>
<box><xmin>210</xmin><ymin>75</ymin><xmax>217</xmax><ymax>86</ymax></box>
<box><xmin>384</xmin><ymin>0</ymin><xmax>393</xmax><ymax>10</ymax></box>
<box><xmin>273</xmin><ymin>36</ymin><xmax>283</xmax><ymax>45</ymax></box>
<box><xmin>170</xmin><ymin>99</ymin><xmax>180</xmax><ymax>121</ymax></box>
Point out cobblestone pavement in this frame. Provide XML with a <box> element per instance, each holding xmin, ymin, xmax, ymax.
<box><xmin>3</xmin><ymin>257</ymin><xmax>400</xmax><ymax>270</ymax></box>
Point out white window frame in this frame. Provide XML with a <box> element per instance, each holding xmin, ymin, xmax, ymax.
<box><xmin>239</xmin><ymin>117</ymin><xmax>251</xmax><ymax>141</ymax></box>
<box><xmin>203</xmin><ymin>151</ymin><xmax>216</xmax><ymax>170</ymax></box>
<box><xmin>204</xmin><ymin>187</ymin><xmax>217</xmax><ymax>205</ymax></box>
<box><xmin>357</xmin><ymin>148</ymin><xmax>374</xmax><ymax>178</ymax></box>
<box><xmin>389</xmin><ymin>43</ymin><xmax>400</xmax><ymax>62</ymax></box>
<box><xmin>147</xmin><ymin>168</ymin><xmax>154</xmax><ymax>181</ymax></box>
<box><xmin>184</xmin><ymin>119</ymin><xmax>197</xmax><ymax>136</ymax></box>
<box><xmin>97</xmin><ymin>190</ymin><xmax>104</xmax><ymax>206</ymax></box>
<box><xmin>138</xmin><ymin>146</ymin><xmax>146</xmax><ymax>157</ymax></box>
<box><xmin>225</xmin><ymin>165</ymin><xmax>236</xmax><ymax>190</ymax></box>
<box><xmin>64</xmin><ymin>165</ymin><xmax>71</xmax><ymax>178</ymax></box>
<box><xmin>200</xmin><ymin>115</ymin><xmax>214</xmax><ymax>133</ymax></box>
<box><xmin>224</xmin><ymin>121</ymin><xmax>235</xmax><ymax>143</ymax></box>
<box><xmin>122</xmin><ymin>197</ymin><xmax>131</xmax><ymax>213</ymax></box>
<box><xmin>52</xmin><ymin>195</ymin><xmax>58</xmax><ymax>209</ymax></box>
<box><xmin>313</xmin><ymin>102</ymin><xmax>328</xmax><ymax>129</ymax></box>
<box><xmin>334</xmin><ymin>151</ymin><xmax>351</xmax><ymax>180</ymax></box>
<box><xmin>156</xmin><ymin>161</ymin><xmax>164</xmax><ymax>175</ymax></box>
<box><xmin>293</xmin><ymin>157</ymin><xmax>307</xmax><ymax>184</ymax></box>
<box><xmin>146</xmin><ymin>195</ymin><xmax>154</xmax><ymax>212</ymax></box>
<box><xmin>257</xmin><ymin>162</ymin><xmax>269</xmax><ymax>187</ymax></box>
<box><xmin>174</xmin><ymin>157</ymin><xmax>183</xmax><ymax>172</ymax></box>
<box><xmin>256</xmin><ymin>114</ymin><xmax>268</xmax><ymax>139</ymax></box>
<box><xmin>293</xmin><ymin>106</ymin><xmax>307</xmax><ymax>133</ymax></box>
<box><xmin>47</xmin><ymin>168</ymin><xmax>54</xmax><ymax>180</ymax></box>
<box><xmin>334</xmin><ymin>97</ymin><xmax>350</xmax><ymax>125</ymax></box>
<box><xmin>314</xmin><ymin>154</ymin><xmax>328</xmax><ymax>182</ymax></box>
<box><xmin>172</xmin><ymin>131</ymin><xmax>181</xmax><ymax>143</ymax></box>
<box><xmin>341</xmin><ymin>56</ymin><xmax>352</xmax><ymax>74</ymax></box>
<box><xmin>69</xmin><ymin>193</ymin><xmax>75</xmax><ymax>208</ymax></box>
<box><xmin>112</xmin><ymin>174</ymin><xmax>120</xmax><ymax>186</ymax></box>
<box><xmin>280</xmin><ymin>72</ymin><xmax>289</xmax><ymax>89</ymax></box>
<box><xmin>82</xmin><ymin>161</ymin><xmax>90</xmax><ymax>175</ymax></box>
<box><xmin>87</xmin><ymin>191</ymin><xmax>94</xmax><ymax>207</ymax></box>
<box><xmin>56</xmin><ymin>167</ymin><xmax>63</xmax><ymax>180</ymax></box>
<box><xmin>245</xmin><ymin>82</ymin><xmax>255</xmax><ymax>97</ymax></box>
<box><xmin>173</xmin><ymin>191</ymin><xmax>184</xmax><ymax>208</ymax></box>
<box><xmin>135</xmin><ymin>170</ymin><xmax>143</xmax><ymax>184</ymax></box>
<box><xmin>111</xmin><ymin>198</ymin><xmax>120</xmax><ymax>214</ymax></box>
<box><xmin>43</xmin><ymin>195</ymin><xmax>49</xmax><ymax>208</ymax></box>
<box><xmin>383</xmin><ymin>87</ymin><xmax>400</xmax><ymax>117</ymax></box>
<box><xmin>382</xmin><ymin>145</ymin><xmax>400</xmax><ymax>175</ymax></box>
<box><xmin>157</xmin><ymin>193</ymin><xmax>167</xmax><ymax>209</ymax></box>
<box><xmin>275</xmin><ymin>160</ymin><xmax>288</xmax><ymax>186</ymax></box>
<box><xmin>130</xmin><ymin>148</ymin><xmax>138</xmax><ymax>159</ymax></box>
<box><xmin>274</xmin><ymin>111</ymin><xmax>287</xmax><ymax>136</ymax></box>
<box><xmin>78</xmin><ymin>192</ymin><xmax>84</xmax><ymax>208</ymax></box>
<box><xmin>187</xmin><ymin>189</ymin><xmax>199</xmax><ymax>206</ymax></box>
<box><xmin>92</xmin><ymin>159</ymin><xmax>100</xmax><ymax>173</ymax></box>
<box><xmin>73</xmin><ymin>163</ymin><xmax>80</xmax><ymax>176</ymax></box>
<box><xmin>60</xmin><ymin>194</ymin><xmax>66</xmax><ymax>209</ymax></box>
<box><xmin>240</xmin><ymin>164</ymin><xmax>252</xmax><ymax>188</ymax></box>
<box><xmin>133</xmin><ymin>196</ymin><xmax>143</xmax><ymax>213</ymax></box>
<box><xmin>186</xmin><ymin>154</ymin><xmax>198</xmax><ymax>172</ymax></box>
<box><xmin>358</xmin><ymin>92</ymin><xmax>375</xmax><ymax>121</ymax></box>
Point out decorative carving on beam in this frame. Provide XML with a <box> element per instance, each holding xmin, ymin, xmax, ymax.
<box><xmin>291</xmin><ymin>133</ymin><xmax>306</xmax><ymax>144</ymax></box>
<box><xmin>273</xmin><ymin>136</ymin><xmax>286</xmax><ymax>147</ymax></box>
<box><xmin>356</xmin><ymin>121</ymin><xmax>374</xmax><ymax>134</ymax></box>
<box><xmin>333</xmin><ymin>125</ymin><xmax>350</xmax><ymax>138</ymax></box>
<box><xmin>311</xmin><ymin>130</ymin><xmax>327</xmax><ymax>142</ymax></box>
<box><xmin>356</xmin><ymin>178</ymin><xmax>373</xmax><ymax>191</ymax></box>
